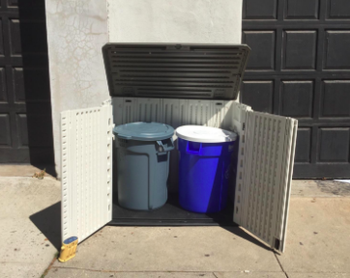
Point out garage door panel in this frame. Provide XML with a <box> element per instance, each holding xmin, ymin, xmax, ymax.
<box><xmin>243</xmin><ymin>31</ymin><xmax>276</xmax><ymax>71</ymax></box>
<box><xmin>294</xmin><ymin>164</ymin><xmax>350</xmax><ymax>178</ymax></box>
<box><xmin>12</xmin><ymin>67</ymin><xmax>24</xmax><ymax>102</ymax></box>
<box><xmin>327</xmin><ymin>0</ymin><xmax>350</xmax><ymax>19</ymax></box>
<box><xmin>324</xmin><ymin>31</ymin><xmax>350</xmax><ymax>70</ymax></box>
<box><xmin>285</xmin><ymin>0</ymin><xmax>319</xmax><ymax>19</ymax></box>
<box><xmin>7</xmin><ymin>0</ymin><xmax>18</xmax><ymax>7</ymax></box>
<box><xmin>244</xmin><ymin>0</ymin><xmax>277</xmax><ymax>19</ymax></box>
<box><xmin>0</xmin><ymin>148</ymin><xmax>30</xmax><ymax>163</ymax></box>
<box><xmin>241</xmin><ymin>81</ymin><xmax>274</xmax><ymax>113</ymax></box>
<box><xmin>320</xmin><ymin>81</ymin><xmax>350</xmax><ymax>118</ymax></box>
<box><xmin>0</xmin><ymin>20</ymin><xmax>4</xmax><ymax>56</ymax></box>
<box><xmin>282</xmin><ymin>31</ymin><xmax>317</xmax><ymax>70</ymax></box>
<box><xmin>295</xmin><ymin>128</ymin><xmax>312</xmax><ymax>163</ymax></box>
<box><xmin>8</xmin><ymin>19</ymin><xmax>21</xmax><ymax>56</ymax></box>
<box><xmin>280</xmin><ymin>81</ymin><xmax>314</xmax><ymax>118</ymax></box>
<box><xmin>317</xmin><ymin>128</ymin><xmax>350</xmax><ymax>163</ymax></box>
<box><xmin>0</xmin><ymin>113</ymin><xmax>11</xmax><ymax>146</ymax></box>
<box><xmin>16</xmin><ymin>113</ymin><xmax>28</xmax><ymax>147</ymax></box>
<box><xmin>0</xmin><ymin>67</ymin><xmax>6</xmax><ymax>102</ymax></box>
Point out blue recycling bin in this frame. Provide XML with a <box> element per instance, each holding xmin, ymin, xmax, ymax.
<box><xmin>176</xmin><ymin>126</ymin><xmax>237</xmax><ymax>213</ymax></box>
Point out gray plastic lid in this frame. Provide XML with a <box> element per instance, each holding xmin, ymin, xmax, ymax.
<box><xmin>113</xmin><ymin>122</ymin><xmax>174</xmax><ymax>141</ymax></box>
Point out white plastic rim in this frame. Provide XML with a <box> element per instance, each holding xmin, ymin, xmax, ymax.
<box><xmin>176</xmin><ymin>125</ymin><xmax>237</xmax><ymax>143</ymax></box>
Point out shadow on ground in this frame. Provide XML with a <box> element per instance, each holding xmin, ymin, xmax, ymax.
<box><xmin>316</xmin><ymin>180</ymin><xmax>350</xmax><ymax>196</ymax></box>
<box><xmin>219</xmin><ymin>226</ymin><xmax>271</xmax><ymax>251</ymax></box>
<box><xmin>30</xmin><ymin>202</ymin><xmax>61</xmax><ymax>250</ymax></box>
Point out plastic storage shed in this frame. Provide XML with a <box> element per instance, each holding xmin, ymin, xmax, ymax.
<box><xmin>60</xmin><ymin>43</ymin><xmax>298</xmax><ymax>253</ymax></box>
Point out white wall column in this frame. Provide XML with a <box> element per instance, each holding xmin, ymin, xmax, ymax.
<box><xmin>108</xmin><ymin>0</ymin><xmax>242</xmax><ymax>43</ymax></box>
<box><xmin>46</xmin><ymin>0</ymin><xmax>109</xmax><ymax>177</ymax></box>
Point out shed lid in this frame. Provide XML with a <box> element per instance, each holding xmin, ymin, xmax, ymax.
<box><xmin>176</xmin><ymin>125</ymin><xmax>237</xmax><ymax>143</ymax></box>
<box><xmin>103</xmin><ymin>43</ymin><xmax>250</xmax><ymax>100</ymax></box>
<box><xmin>113</xmin><ymin>122</ymin><xmax>174</xmax><ymax>141</ymax></box>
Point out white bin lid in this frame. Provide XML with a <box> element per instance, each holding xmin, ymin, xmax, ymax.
<box><xmin>176</xmin><ymin>125</ymin><xmax>237</xmax><ymax>143</ymax></box>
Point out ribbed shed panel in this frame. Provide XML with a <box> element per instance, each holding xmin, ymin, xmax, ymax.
<box><xmin>234</xmin><ymin>110</ymin><xmax>297</xmax><ymax>252</ymax></box>
<box><xmin>103</xmin><ymin>43</ymin><xmax>250</xmax><ymax>100</ymax></box>
<box><xmin>61</xmin><ymin>104</ymin><xmax>113</xmax><ymax>243</ymax></box>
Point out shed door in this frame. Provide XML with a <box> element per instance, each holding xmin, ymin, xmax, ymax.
<box><xmin>61</xmin><ymin>104</ymin><xmax>113</xmax><ymax>243</ymax></box>
<box><xmin>234</xmin><ymin>110</ymin><xmax>297</xmax><ymax>252</ymax></box>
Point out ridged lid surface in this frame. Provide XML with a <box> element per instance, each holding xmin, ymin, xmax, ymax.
<box><xmin>114</xmin><ymin>122</ymin><xmax>174</xmax><ymax>141</ymax></box>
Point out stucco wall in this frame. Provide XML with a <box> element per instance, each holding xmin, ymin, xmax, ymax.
<box><xmin>46</xmin><ymin>0</ymin><xmax>242</xmax><ymax>177</ymax></box>
<box><xmin>108</xmin><ymin>0</ymin><xmax>242</xmax><ymax>43</ymax></box>
<box><xmin>46</xmin><ymin>0</ymin><xmax>109</xmax><ymax>177</ymax></box>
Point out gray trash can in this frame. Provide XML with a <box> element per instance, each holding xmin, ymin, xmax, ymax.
<box><xmin>113</xmin><ymin>122</ymin><xmax>175</xmax><ymax>211</ymax></box>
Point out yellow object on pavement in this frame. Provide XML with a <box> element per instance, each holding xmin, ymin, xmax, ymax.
<box><xmin>58</xmin><ymin>236</ymin><xmax>78</xmax><ymax>262</ymax></box>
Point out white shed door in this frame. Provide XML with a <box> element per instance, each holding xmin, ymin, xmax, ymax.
<box><xmin>61</xmin><ymin>104</ymin><xmax>113</xmax><ymax>243</ymax></box>
<box><xmin>234</xmin><ymin>111</ymin><xmax>298</xmax><ymax>252</ymax></box>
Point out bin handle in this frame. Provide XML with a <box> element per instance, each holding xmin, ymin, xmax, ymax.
<box><xmin>156</xmin><ymin>138</ymin><xmax>175</xmax><ymax>155</ymax></box>
<box><xmin>186</xmin><ymin>141</ymin><xmax>202</xmax><ymax>155</ymax></box>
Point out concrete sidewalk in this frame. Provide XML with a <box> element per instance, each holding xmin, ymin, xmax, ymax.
<box><xmin>0</xmin><ymin>166</ymin><xmax>61</xmax><ymax>278</ymax></box>
<box><xmin>0</xmin><ymin>165</ymin><xmax>350</xmax><ymax>278</ymax></box>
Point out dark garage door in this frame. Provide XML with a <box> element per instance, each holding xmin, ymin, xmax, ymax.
<box><xmin>241</xmin><ymin>0</ymin><xmax>350</xmax><ymax>178</ymax></box>
<box><xmin>0</xmin><ymin>0</ymin><xmax>54</xmax><ymax>167</ymax></box>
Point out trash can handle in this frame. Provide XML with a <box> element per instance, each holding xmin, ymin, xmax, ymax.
<box><xmin>156</xmin><ymin>138</ymin><xmax>175</xmax><ymax>155</ymax></box>
<box><xmin>186</xmin><ymin>141</ymin><xmax>202</xmax><ymax>155</ymax></box>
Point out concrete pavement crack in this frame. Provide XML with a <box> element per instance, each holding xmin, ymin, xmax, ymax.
<box><xmin>41</xmin><ymin>252</ymin><xmax>59</xmax><ymax>278</ymax></box>
<box><xmin>274</xmin><ymin>251</ymin><xmax>289</xmax><ymax>278</ymax></box>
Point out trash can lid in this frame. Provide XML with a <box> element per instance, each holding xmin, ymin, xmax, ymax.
<box><xmin>113</xmin><ymin>122</ymin><xmax>174</xmax><ymax>141</ymax></box>
<box><xmin>176</xmin><ymin>125</ymin><xmax>237</xmax><ymax>143</ymax></box>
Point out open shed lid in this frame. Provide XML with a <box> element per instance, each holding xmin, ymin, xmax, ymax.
<box><xmin>103</xmin><ymin>43</ymin><xmax>250</xmax><ymax>100</ymax></box>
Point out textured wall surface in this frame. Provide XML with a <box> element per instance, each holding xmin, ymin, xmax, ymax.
<box><xmin>108</xmin><ymin>0</ymin><xmax>242</xmax><ymax>43</ymax></box>
<box><xmin>46</xmin><ymin>0</ymin><xmax>109</xmax><ymax>177</ymax></box>
<box><xmin>46</xmin><ymin>0</ymin><xmax>242</xmax><ymax>177</ymax></box>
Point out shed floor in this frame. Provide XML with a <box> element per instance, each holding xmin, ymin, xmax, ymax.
<box><xmin>110</xmin><ymin>193</ymin><xmax>235</xmax><ymax>226</ymax></box>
